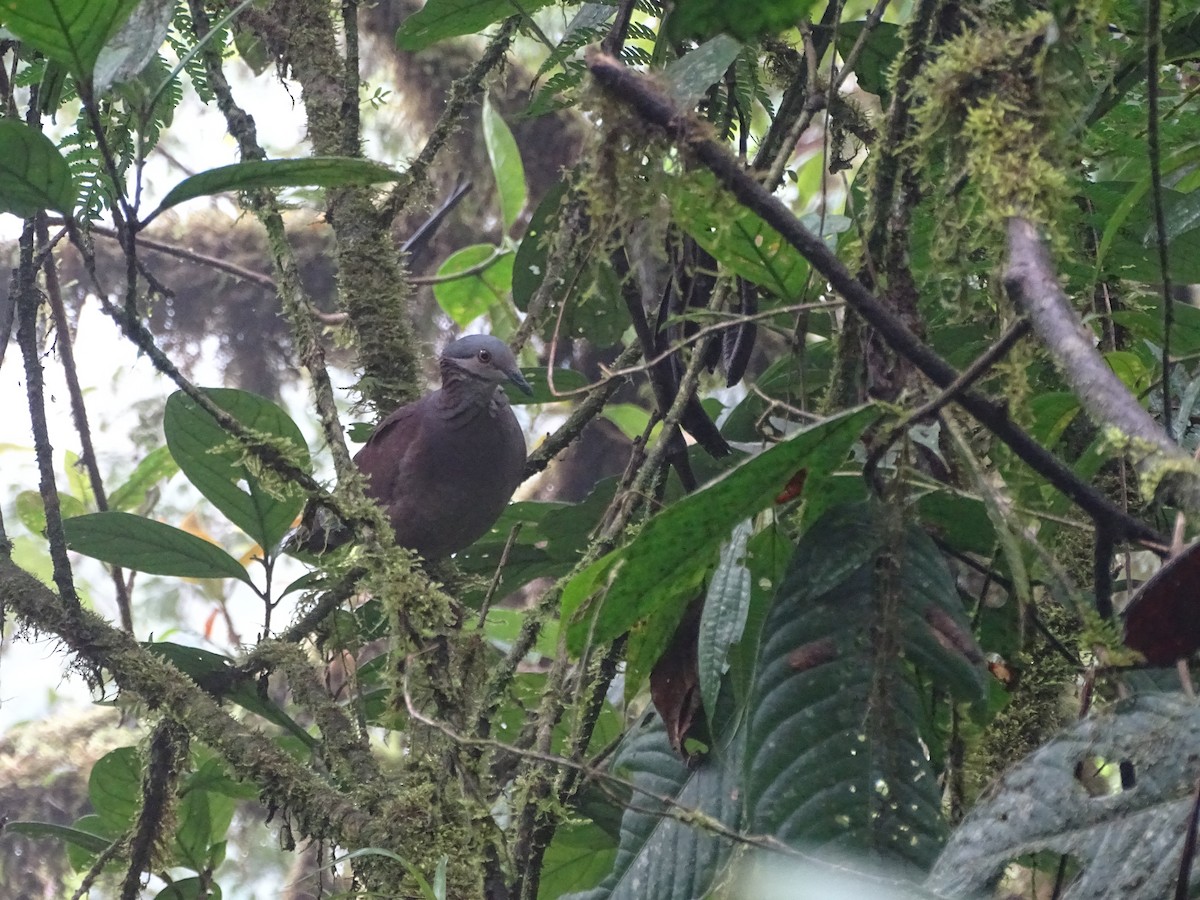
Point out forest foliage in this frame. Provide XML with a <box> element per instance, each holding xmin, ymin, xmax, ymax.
<box><xmin>3</xmin><ymin>0</ymin><xmax>1200</xmax><ymax>898</ymax></box>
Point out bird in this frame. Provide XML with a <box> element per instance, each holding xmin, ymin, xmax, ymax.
<box><xmin>290</xmin><ymin>334</ymin><xmax>532</xmax><ymax>559</ymax></box>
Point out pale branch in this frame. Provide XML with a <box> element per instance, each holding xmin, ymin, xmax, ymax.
<box><xmin>1003</xmin><ymin>216</ymin><xmax>1200</xmax><ymax>507</ymax></box>
<box><xmin>585</xmin><ymin>48</ymin><xmax>1165</xmax><ymax>547</ymax></box>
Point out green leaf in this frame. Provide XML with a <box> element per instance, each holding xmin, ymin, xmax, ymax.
<box><xmin>744</xmin><ymin>502</ymin><xmax>985</xmax><ymax>872</ymax></box>
<box><xmin>1092</xmin><ymin>145</ymin><xmax>1200</xmax><ymax>277</ymax></box>
<box><xmin>698</xmin><ymin>519</ymin><xmax>753</xmax><ymax>720</ymax></box>
<box><xmin>3</xmin><ymin>820</ymin><xmax>114</xmax><ymax>855</ymax></box>
<box><xmin>173</xmin><ymin>785</ymin><xmax>213</xmax><ymax>871</ymax></box>
<box><xmin>108</xmin><ymin>445</ymin><xmax>179</xmax><ymax>512</ymax></box>
<box><xmin>666</xmin><ymin>0</ymin><xmax>820</xmax><ymax>41</ymax></box>
<box><xmin>395</xmin><ymin>0</ymin><xmax>555</xmax><ymax>51</ymax></box>
<box><xmin>154</xmin><ymin>878</ymin><xmax>222</xmax><ymax>900</ymax></box>
<box><xmin>0</xmin><ymin>119</ymin><xmax>75</xmax><ymax>216</ymax></box>
<box><xmin>0</xmin><ymin>0</ymin><xmax>138</xmax><ymax>78</ymax></box>
<box><xmin>89</xmin><ymin>746</ymin><xmax>141</xmax><ymax>834</ymax></box>
<box><xmin>664</xmin><ymin>34</ymin><xmax>743</xmax><ymax>108</ymax></box>
<box><xmin>539</xmin><ymin>822</ymin><xmax>617</xmax><ymax>899</ymax></box>
<box><xmin>482</xmin><ymin>94</ymin><xmax>526</xmax><ymax>230</ymax></box>
<box><xmin>144</xmin><ymin>642</ymin><xmax>317</xmax><ymax>746</ymax></box>
<box><xmin>63</xmin><ymin>449</ymin><xmax>93</xmax><ymax>506</ymax></box>
<box><xmin>561</xmin><ymin>718</ymin><xmax>741</xmax><ymax>900</ymax></box>
<box><xmin>481</xmin><ymin>608</ymin><xmax>560</xmax><ymax>659</ymax></box>
<box><xmin>513</xmin><ymin>180</ymin><xmax>567</xmax><ymax>311</ymax></box>
<box><xmin>153</xmin><ymin>157</ymin><xmax>400</xmax><ymax>216</ymax></box>
<box><xmin>163</xmin><ymin>388</ymin><xmax>310</xmax><ymax>548</ymax></box>
<box><xmin>63</xmin><ymin>512</ymin><xmax>253</xmax><ymax>584</ymax></box>
<box><xmin>668</xmin><ymin>170</ymin><xmax>818</xmax><ymax>299</ymax></box>
<box><xmin>15</xmin><ymin>489</ymin><xmax>87</xmax><ymax>534</ymax></box>
<box><xmin>66</xmin><ymin>814</ymin><xmax>121</xmax><ymax>870</ymax></box>
<box><xmin>563</xmin><ymin>405</ymin><xmax>878</xmax><ymax>655</ymax></box>
<box><xmin>432</xmin><ymin>243</ymin><xmax>513</xmax><ymax>326</ymax></box>
<box><xmin>928</xmin><ymin>693</ymin><xmax>1200</xmax><ymax>899</ymax></box>
<box><xmin>507</xmin><ymin>365</ymin><xmax>589</xmax><ymax>405</ymax></box>
<box><xmin>831</xmin><ymin>21</ymin><xmax>903</xmax><ymax>101</ymax></box>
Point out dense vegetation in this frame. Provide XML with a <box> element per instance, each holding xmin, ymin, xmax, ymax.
<box><xmin>3</xmin><ymin>0</ymin><xmax>1200</xmax><ymax>897</ymax></box>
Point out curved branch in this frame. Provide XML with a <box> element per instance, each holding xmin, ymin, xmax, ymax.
<box><xmin>1004</xmin><ymin>217</ymin><xmax>1199</xmax><ymax>504</ymax></box>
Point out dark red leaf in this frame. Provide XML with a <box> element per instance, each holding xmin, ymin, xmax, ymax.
<box><xmin>775</xmin><ymin>468</ymin><xmax>808</xmax><ymax>504</ymax></box>
<box><xmin>1123</xmin><ymin>543</ymin><xmax>1200</xmax><ymax>666</ymax></box>
<box><xmin>787</xmin><ymin>637</ymin><xmax>838</xmax><ymax>672</ymax></box>
<box><xmin>650</xmin><ymin>598</ymin><xmax>706</xmax><ymax>761</ymax></box>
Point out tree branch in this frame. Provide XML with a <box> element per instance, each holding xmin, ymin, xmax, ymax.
<box><xmin>1003</xmin><ymin>216</ymin><xmax>1199</xmax><ymax>506</ymax></box>
<box><xmin>585</xmin><ymin>48</ymin><xmax>1165</xmax><ymax>546</ymax></box>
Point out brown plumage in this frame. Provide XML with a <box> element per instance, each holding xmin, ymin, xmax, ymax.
<box><xmin>291</xmin><ymin>335</ymin><xmax>530</xmax><ymax>559</ymax></box>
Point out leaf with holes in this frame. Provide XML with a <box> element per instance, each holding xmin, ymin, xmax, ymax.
<box><xmin>928</xmin><ymin>693</ymin><xmax>1200</xmax><ymax>899</ymax></box>
<box><xmin>744</xmin><ymin>502</ymin><xmax>985</xmax><ymax>873</ymax></box>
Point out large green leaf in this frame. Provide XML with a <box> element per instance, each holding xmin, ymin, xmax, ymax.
<box><xmin>88</xmin><ymin>746</ymin><xmax>141</xmax><ymax>834</ymax></box>
<box><xmin>539</xmin><ymin>821</ymin><xmax>618</xmax><ymax>899</ymax></box>
<box><xmin>482</xmin><ymin>94</ymin><xmax>526</xmax><ymax>230</ymax></box>
<box><xmin>664</xmin><ymin>34</ymin><xmax>743</xmax><ymax>107</ymax></box>
<box><xmin>0</xmin><ymin>0</ymin><xmax>138</xmax><ymax>78</ymax></box>
<box><xmin>163</xmin><ymin>388</ymin><xmax>310</xmax><ymax>549</ymax></box>
<box><xmin>153</xmin><ymin>158</ymin><xmax>400</xmax><ymax>217</ymax></box>
<box><xmin>513</xmin><ymin>180</ymin><xmax>568</xmax><ymax>312</ymax></box>
<box><xmin>395</xmin><ymin>0</ymin><xmax>554</xmax><ymax>51</ymax></box>
<box><xmin>697</xmin><ymin>519</ymin><xmax>753</xmax><ymax>720</ymax></box>
<box><xmin>666</xmin><ymin>0</ymin><xmax>820</xmax><ymax>41</ymax></box>
<box><xmin>62</xmin><ymin>512</ymin><xmax>253</xmax><ymax>584</ymax></box>
<box><xmin>668</xmin><ymin>170</ymin><xmax>822</xmax><ymax>299</ymax></box>
<box><xmin>433</xmin><ymin>243</ymin><xmax>513</xmax><ymax>326</ymax></box>
<box><xmin>562</xmin><ymin>718</ymin><xmax>742</xmax><ymax>900</ymax></box>
<box><xmin>15</xmin><ymin>489</ymin><xmax>86</xmax><ymax>534</ymax></box>
<box><xmin>831</xmin><ymin>21</ymin><xmax>903</xmax><ymax>101</ymax></box>
<box><xmin>928</xmin><ymin>693</ymin><xmax>1200</xmax><ymax>900</ymax></box>
<box><xmin>744</xmin><ymin>502</ymin><xmax>985</xmax><ymax>871</ymax></box>
<box><xmin>562</xmin><ymin>405</ymin><xmax>878</xmax><ymax>656</ymax></box>
<box><xmin>0</xmin><ymin>118</ymin><xmax>75</xmax><ymax>216</ymax></box>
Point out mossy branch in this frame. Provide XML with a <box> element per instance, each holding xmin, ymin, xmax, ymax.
<box><xmin>585</xmin><ymin>48</ymin><xmax>1164</xmax><ymax>547</ymax></box>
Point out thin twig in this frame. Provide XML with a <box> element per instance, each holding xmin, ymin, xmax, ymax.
<box><xmin>381</xmin><ymin>17</ymin><xmax>521</xmax><ymax>224</ymax></box>
<box><xmin>37</xmin><ymin>214</ymin><xmax>135</xmax><ymax>632</ymax></box>
<box><xmin>908</xmin><ymin>317</ymin><xmax>1030</xmax><ymax>422</ymax></box>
